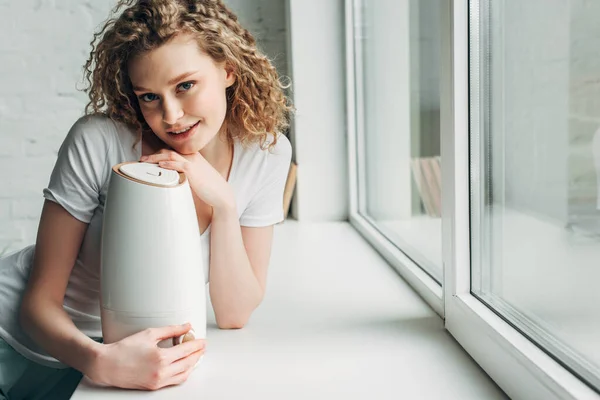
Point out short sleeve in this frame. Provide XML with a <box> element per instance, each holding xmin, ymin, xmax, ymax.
<box><xmin>239</xmin><ymin>134</ymin><xmax>293</xmax><ymax>227</ymax></box>
<box><xmin>42</xmin><ymin>115</ymin><xmax>114</xmax><ymax>223</ymax></box>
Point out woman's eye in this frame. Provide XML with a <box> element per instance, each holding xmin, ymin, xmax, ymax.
<box><xmin>178</xmin><ymin>81</ymin><xmax>195</xmax><ymax>91</ymax></box>
<box><xmin>139</xmin><ymin>93</ymin><xmax>158</xmax><ymax>103</ymax></box>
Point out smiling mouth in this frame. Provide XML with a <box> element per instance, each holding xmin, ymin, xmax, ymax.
<box><xmin>168</xmin><ymin>121</ymin><xmax>200</xmax><ymax>135</ymax></box>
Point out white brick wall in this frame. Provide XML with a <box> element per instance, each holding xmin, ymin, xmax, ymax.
<box><xmin>0</xmin><ymin>0</ymin><xmax>288</xmax><ymax>254</ymax></box>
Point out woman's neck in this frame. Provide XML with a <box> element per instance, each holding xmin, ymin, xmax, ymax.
<box><xmin>200</xmin><ymin>124</ymin><xmax>233</xmax><ymax>171</ymax></box>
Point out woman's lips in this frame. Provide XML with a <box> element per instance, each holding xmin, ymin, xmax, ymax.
<box><xmin>167</xmin><ymin>120</ymin><xmax>200</xmax><ymax>141</ymax></box>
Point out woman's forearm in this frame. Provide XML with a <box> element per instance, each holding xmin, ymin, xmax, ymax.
<box><xmin>209</xmin><ymin>205</ymin><xmax>263</xmax><ymax>329</ymax></box>
<box><xmin>20</xmin><ymin>296</ymin><xmax>103</xmax><ymax>375</ymax></box>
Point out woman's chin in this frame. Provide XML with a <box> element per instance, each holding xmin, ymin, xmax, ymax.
<box><xmin>171</xmin><ymin>140</ymin><xmax>205</xmax><ymax>155</ymax></box>
<box><xmin>162</xmin><ymin>128</ymin><xmax>218</xmax><ymax>155</ymax></box>
<box><xmin>173</xmin><ymin>146</ymin><xmax>201</xmax><ymax>155</ymax></box>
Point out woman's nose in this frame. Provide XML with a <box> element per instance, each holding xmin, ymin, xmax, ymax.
<box><xmin>162</xmin><ymin>98</ymin><xmax>184</xmax><ymax>125</ymax></box>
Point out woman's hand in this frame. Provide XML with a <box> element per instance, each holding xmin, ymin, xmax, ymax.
<box><xmin>88</xmin><ymin>323</ymin><xmax>205</xmax><ymax>391</ymax></box>
<box><xmin>140</xmin><ymin>150</ymin><xmax>235</xmax><ymax>211</ymax></box>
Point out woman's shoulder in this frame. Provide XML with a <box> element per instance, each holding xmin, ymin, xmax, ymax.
<box><xmin>267</xmin><ymin>132</ymin><xmax>292</xmax><ymax>158</ymax></box>
<box><xmin>68</xmin><ymin>114</ymin><xmax>131</xmax><ymax>143</ymax></box>
<box><xmin>237</xmin><ymin>132</ymin><xmax>292</xmax><ymax>162</ymax></box>
<box><xmin>62</xmin><ymin>114</ymin><xmax>137</xmax><ymax>157</ymax></box>
<box><xmin>233</xmin><ymin>133</ymin><xmax>292</xmax><ymax>187</ymax></box>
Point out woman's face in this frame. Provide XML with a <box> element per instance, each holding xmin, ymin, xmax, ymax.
<box><xmin>128</xmin><ymin>33</ymin><xmax>235</xmax><ymax>155</ymax></box>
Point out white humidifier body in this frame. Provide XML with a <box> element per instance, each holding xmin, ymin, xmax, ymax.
<box><xmin>100</xmin><ymin>161</ymin><xmax>206</xmax><ymax>347</ymax></box>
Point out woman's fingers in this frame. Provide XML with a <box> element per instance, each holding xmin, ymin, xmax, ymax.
<box><xmin>157</xmin><ymin>160</ymin><xmax>189</xmax><ymax>172</ymax></box>
<box><xmin>162</xmin><ymin>349</ymin><xmax>204</xmax><ymax>387</ymax></box>
<box><xmin>140</xmin><ymin>150</ymin><xmax>182</xmax><ymax>163</ymax></box>
<box><xmin>139</xmin><ymin>151</ymin><xmax>190</xmax><ymax>173</ymax></box>
<box><xmin>149</xmin><ymin>323</ymin><xmax>193</xmax><ymax>342</ymax></box>
<box><xmin>161</xmin><ymin>368</ymin><xmax>192</xmax><ymax>389</ymax></box>
<box><xmin>162</xmin><ymin>338</ymin><xmax>206</xmax><ymax>363</ymax></box>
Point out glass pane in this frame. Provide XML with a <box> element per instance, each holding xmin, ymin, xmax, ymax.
<box><xmin>356</xmin><ymin>0</ymin><xmax>443</xmax><ymax>282</ymax></box>
<box><xmin>471</xmin><ymin>0</ymin><xmax>600</xmax><ymax>390</ymax></box>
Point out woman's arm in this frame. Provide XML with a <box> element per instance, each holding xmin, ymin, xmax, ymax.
<box><xmin>20</xmin><ymin>200</ymin><xmax>205</xmax><ymax>390</ymax></box>
<box><xmin>208</xmin><ymin>204</ymin><xmax>274</xmax><ymax>329</ymax></box>
<box><xmin>20</xmin><ymin>200</ymin><xmax>103</xmax><ymax>373</ymax></box>
<box><xmin>141</xmin><ymin>148</ymin><xmax>284</xmax><ymax>330</ymax></box>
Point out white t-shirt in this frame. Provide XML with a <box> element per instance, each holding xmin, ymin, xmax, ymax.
<box><xmin>0</xmin><ymin>114</ymin><xmax>291</xmax><ymax>368</ymax></box>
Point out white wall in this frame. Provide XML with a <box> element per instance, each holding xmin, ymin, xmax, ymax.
<box><xmin>0</xmin><ymin>0</ymin><xmax>289</xmax><ymax>254</ymax></box>
<box><xmin>286</xmin><ymin>0</ymin><xmax>348</xmax><ymax>221</ymax></box>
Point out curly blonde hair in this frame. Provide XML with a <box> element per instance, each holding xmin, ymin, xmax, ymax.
<box><xmin>82</xmin><ymin>0</ymin><xmax>292</xmax><ymax>150</ymax></box>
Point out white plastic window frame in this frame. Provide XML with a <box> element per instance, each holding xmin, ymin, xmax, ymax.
<box><xmin>441</xmin><ymin>1</ymin><xmax>600</xmax><ymax>399</ymax></box>
<box><xmin>344</xmin><ymin>0</ymin><xmax>444</xmax><ymax>318</ymax></box>
<box><xmin>346</xmin><ymin>0</ymin><xmax>600</xmax><ymax>397</ymax></box>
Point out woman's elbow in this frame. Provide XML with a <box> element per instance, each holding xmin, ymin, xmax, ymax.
<box><xmin>216</xmin><ymin>316</ymin><xmax>248</xmax><ymax>330</ymax></box>
<box><xmin>214</xmin><ymin>291</ymin><xmax>264</xmax><ymax>329</ymax></box>
<box><xmin>19</xmin><ymin>290</ymin><xmax>52</xmax><ymax>331</ymax></box>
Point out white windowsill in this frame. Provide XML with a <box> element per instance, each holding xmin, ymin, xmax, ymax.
<box><xmin>72</xmin><ymin>221</ymin><xmax>505</xmax><ymax>399</ymax></box>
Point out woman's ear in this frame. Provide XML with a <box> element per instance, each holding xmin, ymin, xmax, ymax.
<box><xmin>224</xmin><ymin>65</ymin><xmax>236</xmax><ymax>88</ymax></box>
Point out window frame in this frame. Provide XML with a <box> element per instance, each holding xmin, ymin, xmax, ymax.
<box><xmin>345</xmin><ymin>0</ymin><xmax>600</xmax><ymax>398</ymax></box>
<box><xmin>344</xmin><ymin>0</ymin><xmax>444</xmax><ymax>318</ymax></box>
<box><xmin>443</xmin><ymin>1</ymin><xmax>600</xmax><ymax>398</ymax></box>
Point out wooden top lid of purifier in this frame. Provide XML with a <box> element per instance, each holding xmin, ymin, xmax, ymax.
<box><xmin>113</xmin><ymin>162</ymin><xmax>186</xmax><ymax>188</ymax></box>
